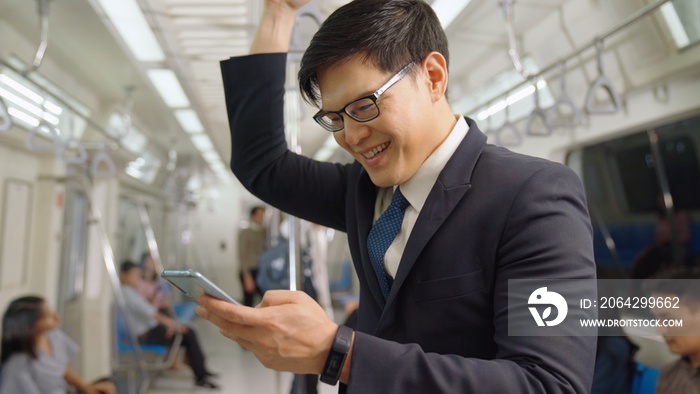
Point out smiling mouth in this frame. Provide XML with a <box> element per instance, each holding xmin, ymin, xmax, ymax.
<box><xmin>362</xmin><ymin>142</ymin><xmax>390</xmax><ymax>159</ymax></box>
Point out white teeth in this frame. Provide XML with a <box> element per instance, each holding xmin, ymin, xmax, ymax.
<box><xmin>363</xmin><ymin>143</ymin><xmax>389</xmax><ymax>159</ymax></box>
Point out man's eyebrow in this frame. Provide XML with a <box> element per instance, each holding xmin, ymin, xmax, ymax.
<box><xmin>321</xmin><ymin>89</ymin><xmax>376</xmax><ymax>112</ymax></box>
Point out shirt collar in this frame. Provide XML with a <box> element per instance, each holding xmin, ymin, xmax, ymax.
<box><xmin>399</xmin><ymin>115</ymin><xmax>469</xmax><ymax>212</ymax></box>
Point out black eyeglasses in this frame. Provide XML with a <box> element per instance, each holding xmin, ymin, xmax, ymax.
<box><xmin>313</xmin><ymin>61</ymin><xmax>417</xmax><ymax>132</ymax></box>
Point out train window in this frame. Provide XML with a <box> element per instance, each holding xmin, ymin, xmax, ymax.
<box><xmin>615</xmin><ymin>134</ymin><xmax>700</xmax><ymax>213</ymax></box>
<box><xmin>661</xmin><ymin>0</ymin><xmax>700</xmax><ymax>49</ymax></box>
<box><xmin>571</xmin><ymin>114</ymin><xmax>700</xmax><ymax>271</ymax></box>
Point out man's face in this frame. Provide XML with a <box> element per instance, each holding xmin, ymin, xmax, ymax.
<box><xmin>121</xmin><ymin>267</ymin><xmax>143</xmax><ymax>286</ymax></box>
<box><xmin>651</xmin><ymin>294</ymin><xmax>700</xmax><ymax>357</ymax></box>
<box><xmin>317</xmin><ymin>55</ymin><xmax>444</xmax><ymax>187</ymax></box>
<box><xmin>252</xmin><ymin>208</ymin><xmax>265</xmax><ymax>226</ymax></box>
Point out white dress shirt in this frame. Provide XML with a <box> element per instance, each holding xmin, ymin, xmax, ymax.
<box><xmin>373</xmin><ymin>115</ymin><xmax>469</xmax><ymax>278</ymax></box>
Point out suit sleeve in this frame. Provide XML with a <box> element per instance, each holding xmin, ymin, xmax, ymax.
<box><xmin>221</xmin><ymin>53</ymin><xmax>350</xmax><ymax>232</ymax></box>
<box><xmin>346</xmin><ymin>164</ymin><xmax>597</xmax><ymax>394</ymax></box>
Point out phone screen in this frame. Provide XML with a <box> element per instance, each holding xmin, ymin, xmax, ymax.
<box><xmin>161</xmin><ymin>269</ymin><xmax>241</xmax><ymax>305</ymax></box>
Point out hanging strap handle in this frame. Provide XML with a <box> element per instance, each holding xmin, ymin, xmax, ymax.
<box><xmin>25</xmin><ymin>119</ymin><xmax>60</xmax><ymax>151</ymax></box>
<box><xmin>58</xmin><ymin>137</ymin><xmax>88</xmax><ymax>164</ymax></box>
<box><xmin>0</xmin><ymin>97</ymin><xmax>12</xmax><ymax>132</ymax></box>
<box><xmin>27</xmin><ymin>0</ymin><xmax>51</xmax><ymax>73</ymax></box>
<box><xmin>495</xmin><ymin>94</ymin><xmax>523</xmax><ymax>147</ymax></box>
<box><xmin>585</xmin><ymin>40</ymin><xmax>622</xmax><ymax>114</ymax></box>
<box><xmin>551</xmin><ymin>61</ymin><xmax>583</xmax><ymax>127</ymax></box>
<box><xmin>90</xmin><ymin>149</ymin><xmax>116</xmax><ymax>178</ymax></box>
<box><xmin>525</xmin><ymin>79</ymin><xmax>553</xmax><ymax>136</ymax></box>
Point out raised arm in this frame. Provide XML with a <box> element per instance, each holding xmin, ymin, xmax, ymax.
<box><xmin>250</xmin><ymin>0</ymin><xmax>310</xmax><ymax>54</ymax></box>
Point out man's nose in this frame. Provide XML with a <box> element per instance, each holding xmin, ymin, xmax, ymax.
<box><xmin>342</xmin><ymin>118</ymin><xmax>370</xmax><ymax>146</ymax></box>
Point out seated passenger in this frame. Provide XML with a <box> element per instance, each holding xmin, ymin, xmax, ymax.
<box><xmin>0</xmin><ymin>296</ymin><xmax>116</xmax><ymax>394</ymax></box>
<box><xmin>647</xmin><ymin>268</ymin><xmax>700</xmax><ymax>394</ymax></box>
<box><xmin>119</xmin><ymin>261</ymin><xmax>219</xmax><ymax>389</ymax></box>
<box><xmin>138</xmin><ymin>252</ymin><xmax>197</xmax><ymax>321</ymax></box>
<box><xmin>592</xmin><ymin>267</ymin><xmax>639</xmax><ymax>394</ymax></box>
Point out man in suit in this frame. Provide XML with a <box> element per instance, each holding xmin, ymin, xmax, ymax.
<box><xmin>238</xmin><ymin>205</ymin><xmax>267</xmax><ymax>306</ymax></box>
<box><xmin>197</xmin><ymin>0</ymin><xmax>597</xmax><ymax>392</ymax></box>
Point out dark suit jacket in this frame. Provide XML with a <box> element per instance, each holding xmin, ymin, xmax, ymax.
<box><xmin>221</xmin><ymin>53</ymin><xmax>597</xmax><ymax>393</ymax></box>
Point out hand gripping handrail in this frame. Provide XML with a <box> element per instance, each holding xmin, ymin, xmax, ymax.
<box><xmin>25</xmin><ymin>119</ymin><xmax>60</xmax><ymax>151</ymax></box>
<box><xmin>550</xmin><ymin>61</ymin><xmax>583</xmax><ymax>128</ymax></box>
<box><xmin>585</xmin><ymin>40</ymin><xmax>622</xmax><ymax>114</ymax></box>
<box><xmin>0</xmin><ymin>97</ymin><xmax>12</xmax><ymax>132</ymax></box>
<box><xmin>525</xmin><ymin>79</ymin><xmax>553</xmax><ymax>136</ymax></box>
<box><xmin>495</xmin><ymin>94</ymin><xmax>523</xmax><ymax>147</ymax></box>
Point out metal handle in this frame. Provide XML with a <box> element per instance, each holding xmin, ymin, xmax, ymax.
<box><xmin>584</xmin><ymin>40</ymin><xmax>622</xmax><ymax>114</ymax></box>
<box><xmin>525</xmin><ymin>80</ymin><xmax>553</xmax><ymax>136</ymax></box>
<box><xmin>551</xmin><ymin>61</ymin><xmax>583</xmax><ymax>128</ymax></box>
<box><xmin>496</xmin><ymin>94</ymin><xmax>522</xmax><ymax>147</ymax></box>
<box><xmin>58</xmin><ymin>137</ymin><xmax>88</xmax><ymax>164</ymax></box>
<box><xmin>90</xmin><ymin>149</ymin><xmax>116</xmax><ymax>178</ymax></box>
<box><xmin>25</xmin><ymin>119</ymin><xmax>60</xmax><ymax>151</ymax></box>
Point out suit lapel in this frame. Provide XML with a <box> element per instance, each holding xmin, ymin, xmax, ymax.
<box><xmin>378</xmin><ymin>119</ymin><xmax>488</xmax><ymax>327</ymax></box>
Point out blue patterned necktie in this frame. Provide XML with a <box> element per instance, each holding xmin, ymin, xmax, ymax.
<box><xmin>367</xmin><ymin>188</ymin><xmax>409</xmax><ymax>300</ymax></box>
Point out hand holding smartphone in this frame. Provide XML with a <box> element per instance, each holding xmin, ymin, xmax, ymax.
<box><xmin>161</xmin><ymin>269</ymin><xmax>241</xmax><ymax>305</ymax></box>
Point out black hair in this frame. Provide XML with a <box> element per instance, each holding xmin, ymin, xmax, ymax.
<box><xmin>298</xmin><ymin>0</ymin><xmax>449</xmax><ymax>107</ymax></box>
<box><xmin>1</xmin><ymin>296</ymin><xmax>45</xmax><ymax>363</ymax></box>
<box><xmin>643</xmin><ymin>268</ymin><xmax>700</xmax><ymax>306</ymax></box>
<box><xmin>120</xmin><ymin>260</ymin><xmax>139</xmax><ymax>274</ymax></box>
<box><xmin>250</xmin><ymin>206</ymin><xmax>265</xmax><ymax>218</ymax></box>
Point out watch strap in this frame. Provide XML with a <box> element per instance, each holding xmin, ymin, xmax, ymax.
<box><xmin>320</xmin><ymin>325</ymin><xmax>353</xmax><ymax>385</ymax></box>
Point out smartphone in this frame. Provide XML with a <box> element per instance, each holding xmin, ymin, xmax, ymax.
<box><xmin>161</xmin><ymin>269</ymin><xmax>241</xmax><ymax>305</ymax></box>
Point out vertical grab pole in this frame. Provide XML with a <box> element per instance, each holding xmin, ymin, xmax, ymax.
<box><xmin>80</xmin><ymin>179</ymin><xmax>150</xmax><ymax>394</ymax></box>
<box><xmin>647</xmin><ymin>129</ymin><xmax>684</xmax><ymax>266</ymax></box>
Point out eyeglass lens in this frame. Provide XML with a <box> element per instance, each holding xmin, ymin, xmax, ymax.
<box><xmin>318</xmin><ymin>97</ymin><xmax>379</xmax><ymax>131</ymax></box>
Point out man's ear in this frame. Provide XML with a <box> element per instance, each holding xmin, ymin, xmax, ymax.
<box><xmin>421</xmin><ymin>52</ymin><xmax>448</xmax><ymax>103</ymax></box>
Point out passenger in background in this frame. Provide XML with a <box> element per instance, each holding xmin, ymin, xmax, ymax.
<box><xmin>139</xmin><ymin>252</ymin><xmax>197</xmax><ymax>322</ymax></box>
<box><xmin>119</xmin><ymin>261</ymin><xmax>219</xmax><ymax>389</ymax></box>
<box><xmin>591</xmin><ymin>266</ymin><xmax>639</xmax><ymax>394</ymax></box>
<box><xmin>647</xmin><ymin>268</ymin><xmax>700</xmax><ymax>394</ymax></box>
<box><xmin>0</xmin><ymin>296</ymin><xmax>116</xmax><ymax>394</ymax></box>
<box><xmin>238</xmin><ymin>205</ymin><xmax>267</xmax><ymax>306</ymax></box>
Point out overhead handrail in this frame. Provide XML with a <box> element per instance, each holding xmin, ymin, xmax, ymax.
<box><xmin>0</xmin><ymin>97</ymin><xmax>12</xmax><ymax>132</ymax></box>
<box><xmin>525</xmin><ymin>79</ymin><xmax>553</xmax><ymax>136</ymax></box>
<box><xmin>464</xmin><ymin>0</ymin><xmax>671</xmax><ymax>118</ymax></box>
<box><xmin>90</xmin><ymin>146</ymin><xmax>116</xmax><ymax>178</ymax></box>
<box><xmin>26</xmin><ymin>0</ymin><xmax>51</xmax><ymax>73</ymax></box>
<box><xmin>25</xmin><ymin>119</ymin><xmax>60</xmax><ymax>151</ymax></box>
<box><xmin>584</xmin><ymin>40</ymin><xmax>622</xmax><ymax>114</ymax></box>
<box><xmin>495</xmin><ymin>94</ymin><xmax>523</xmax><ymax>147</ymax></box>
<box><xmin>550</xmin><ymin>60</ymin><xmax>583</xmax><ymax>128</ymax></box>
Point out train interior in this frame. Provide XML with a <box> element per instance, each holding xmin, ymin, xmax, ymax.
<box><xmin>0</xmin><ymin>0</ymin><xmax>699</xmax><ymax>392</ymax></box>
